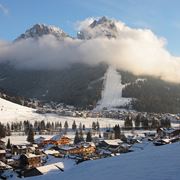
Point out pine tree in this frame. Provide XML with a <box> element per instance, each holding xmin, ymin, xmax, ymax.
<box><xmin>6</xmin><ymin>138</ymin><xmax>11</xmax><ymax>149</ymax></box>
<box><xmin>141</xmin><ymin>117</ymin><xmax>149</xmax><ymax>130</ymax></box>
<box><xmin>86</xmin><ymin>131</ymin><xmax>92</xmax><ymax>142</ymax></box>
<box><xmin>151</xmin><ymin>117</ymin><xmax>160</xmax><ymax>129</ymax></box>
<box><xmin>79</xmin><ymin>129</ymin><xmax>84</xmax><ymax>142</ymax></box>
<box><xmin>134</xmin><ymin>114</ymin><xmax>141</xmax><ymax>129</ymax></box>
<box><xmin>96</xmin><ymin>121</ymin><xmax>100</xmax><ymax>131</ymax></box>
<box><xmin>6</xmin><ymin>123</ymin><xmax>11</xmax><ymax>136</ymax></box>
<box><xmin>74</xmin><ymin>130</ymin><xmax>80</xmax><ymax>144</ymax></box>
<box><xmin>82</xmin><ymin>124</ymin><xmax>86</xmax><ymax>131</ymax></box>
<box><xmin>114</xmin><ymin>125</ymin><xmax>121</xmax><ymax>139</ymax></box>
<box><xmin>0</xmin><ymin>123</ymin><xmax>6</xmax><ymax>139</ymax></box>
<box><xmin>64</xmin><ymin>121</ymin><xmax>69</xmax><ymax>134</ymax></box>
<box><xmin>72</xmin><ymin>120</ymin><xmax>77</xmax><ymax>131</ymax></box>
<box><xmin>124</xmin><ymin>116</ymin><xmax>133</xmax><ymax>130</ymax></box>
<box><xmin>27</xmin><ymin>127</ymin><xmax>34</xmax><ymax>144</ymax></box>
<box><xmin>59</xmin><ymin>122</ymin><xmax>62</xmax><ymax>132</ymax></box>
<box><xmin>40</xmin><ymin>120</ymin><xmax>45</xmax><ymax>130</ymax></box>
<box><xmin>79</xmin><ymin>122</ymin><xmax>82</xmax><ymax>131</ymax></box>
<box><xmin>92</xmin><ymin>121</ymin><xmax>96</xmax><ymax>130</ymax></box>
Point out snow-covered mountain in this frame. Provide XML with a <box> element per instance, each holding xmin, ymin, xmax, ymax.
<box><xmin>77</xmin><ymin>16</ymin><xmax>119</xmax><ymax>39</ymax></box>
<box><xmin>16</xmin><ymin>24</ymin><xmax>69</xmax><ymax>41</ymax></box>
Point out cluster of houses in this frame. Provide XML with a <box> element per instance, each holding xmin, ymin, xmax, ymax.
<box><xmin>0</xmin><ymin>127</ymin><xmax>179</xmax><ymax>179</ymax></box>
<box><xmin>153</xmin><ymin>127</ymin><xmax>180</xmax><ymax>145</ymax></box>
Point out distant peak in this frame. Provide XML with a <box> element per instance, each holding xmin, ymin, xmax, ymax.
<box><xmin>15</xmin><ymin>23</ymin><xmax>69</xmax><ymax>41</ymax></box>
<box><xmin>77</xmin><ymin>16</ymin><xmax>118</xmax><ymax>40</ymax></box>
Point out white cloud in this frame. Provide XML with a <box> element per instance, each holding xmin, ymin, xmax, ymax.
<box><xmin>0</xmin><ymin>17</ymin><xmax>180</xmax><ymax>83</ymax></box>
<box><xmin>75</xmin><ymin>17</ymin><xmax>95</xmax><ymax>31</ymax></box>
<box><xmin>0</xmin><ymin>3</ymin><xmax>9</xmax><ymax>15</ymax></box>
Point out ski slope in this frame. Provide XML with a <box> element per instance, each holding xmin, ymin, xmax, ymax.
<box><xmin>26</xmin><ymin>142</ymin><xmax>180</xmax><ymax>180</ymax></box>
<box><xmin>0</xmin><ymin>97</ymin><xmax>123</xmax><ymax>128</ymax></box>
<box><xmin>95</xmin><ymin>66</ymin><xmax>131</xmax><ymax>111</ymax></box>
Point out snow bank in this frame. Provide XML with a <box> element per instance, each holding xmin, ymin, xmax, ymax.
<box><xmin>27</xmin><ymin>142</ymin><xmax>180</xmax><ymax>180</ymax></box>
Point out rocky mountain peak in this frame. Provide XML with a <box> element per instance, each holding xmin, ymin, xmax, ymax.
<box><xmin>77</xmin><ymin>16</ymin><xmax>118</xmax><ymax>39</ymax></box>
<box><xmin>15</xmin><ymin>24</ymin><xmax>69</xmax><ymax>41</ymax></box>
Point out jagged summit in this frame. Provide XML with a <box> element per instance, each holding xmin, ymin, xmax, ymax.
<box><xmin>90</xmin><ymin>16</ymin><xmax>115</xmax><ymax>28</ymax></box>
<box><xmin>15</xmin><ymin>23</ymin><xmax>69</xmax><ymax>41</ymax></box>
<box><xmin>77</xmin><ymin>16</ymin><xmax>118</xmax><ymax>39</ymax></box>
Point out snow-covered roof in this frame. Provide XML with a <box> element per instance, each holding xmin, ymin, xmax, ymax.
<box><xmin>0</xmin><ymin>150</ymin><xmax>6</xmax><ymax>153</ymax></box>
<box><xmin>36</xmin><ymin>162</ymin><xmax>64</xmax><ymax>175</ymax></box>
<box><xmin>34</xmin><ymin>137</ymin><xmax>46</xmax><ymax>144</ymax></box>
<box><xmin>103</xmin><ymin>139</ymin><xmax>123</xmax><ymax>146</ymax></box>
<box><xmin>0</xmin><ymin>161</ymin><xmax>12</xmax><ymax>169</ymax></box>
<box><xmin>59</xmin><ymin>145</ymin><xmax>76</xmax><ymax>151</ymax></box>
<box><xmin>50</xmin><ymin>134</ymin><xmax>63</xmax><ymax>141</ymax></box>
<box><xmin>159</xmin><ymin>128</ymin><xmax>176</xmax><ymax>134</ymax></box>
<box><xmin>24</xmin><ymin>153</ymin><xmax>41</xmax><ymax>158</ymax></box>
<box><xmin>44</xmin><ymin>150</ymin><xmax>59</xmax><ymax>155</ymax></box>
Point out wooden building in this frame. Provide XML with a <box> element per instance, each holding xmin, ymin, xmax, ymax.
<box><xmin>103</xmin><ymin>130</ymin><xmax>115</xmax><ymax>140</ymax></box>
<box><xmin>59</xmin><ymin>143</ymin><xmax>96</xmax><ymax>156</ymax></box>
<box><xmin>0</xmin><ymin>150</ymin><xmax>6</xmax><ymax>162</ymax></box>
<box><xmin>0</xmin><ymin>140</ymin><xmax>5</xmax><ymax>150</ymax></box>
<box><xmin>43</xmin><ymin>135</ymin><xmax>71</xmax><ymax>146</ymax></box>
<box><xmin>20</xmin><ymin>154</ymin><xmax>42</xmax><ymax>169</ymax></box>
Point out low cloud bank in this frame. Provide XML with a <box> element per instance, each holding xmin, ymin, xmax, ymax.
<box><xmin>0</xmin><ymin>17</ymin><xmax>180</xmax><ymax>83</ymax></box>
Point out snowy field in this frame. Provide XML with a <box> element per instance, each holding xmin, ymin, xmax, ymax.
<box><xmin>0</xmin><ymin>97</ymin><xmax>124</xmax><ymax>128</ymax></box>
<box><xmin>0</xmin><ymin>97</ymin><xmax>179</xmax><ymax>129</ymax></box>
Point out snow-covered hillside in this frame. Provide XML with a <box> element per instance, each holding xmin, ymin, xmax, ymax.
<box><xmin>26</xmin><ymin>142</ymin><xmax>180</xmax><ymax>180</ymax></box>
<box><xmin>0</xmin><ymin>97</ymin><xmax>123</xmax><ymax>127</ymax></box>
<box><xmin>95</xmin><ymin>66</ymin><xmax>131</xmax><ymax>110</ymax></box>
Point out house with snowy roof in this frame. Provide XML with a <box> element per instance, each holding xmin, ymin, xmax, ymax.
<box><xmin>42</xmin><ymin>134</ymin><xmax>71</xmax><ymax>146</ymax></box>
<box><xmin>0</xmin><ymin>161</ymin><xmax>13</xmax><ymax>179</ymax></box>
<box><xmin>23</xmin><ymin>162</ymin><xmax>64</xmax><ymax>178</ymax></box>
<box><xmin>157</xmin><ymin>128</ymin><xmax>180</xmax><ymax>138</ymax></box>
<box><xmin>59</xmin><ymin>143</ymin><xmax>96</xmax><ymax>156</ymax></box>
<box><xmin>0</xmin><ymin>140</ymin><xmax>5</xmax><ymax>149</ymax></box>
<box><xmin>19</xmin><ymin>153</ymin><xmax>42</xmax><ymax>169</ymax></box>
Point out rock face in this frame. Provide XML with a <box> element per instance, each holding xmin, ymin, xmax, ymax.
<box><xmin>77</xmin><ymin>16</ymin><xmax>119</xmax><ymax>39</ymax></box>
<box><xmin>15</xmin><ymin>24</ymin><xmax>69</xmax><ymax>41</ymax></box>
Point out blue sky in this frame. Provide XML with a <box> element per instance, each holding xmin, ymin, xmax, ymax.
<box><xmin>0</xmin><ymin>0</ymin><xmax>180</xmax><ymax>55</ymax></box>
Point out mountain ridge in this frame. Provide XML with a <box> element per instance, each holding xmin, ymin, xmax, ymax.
<box><xmin>15</xmin><ymin>23</ymin><xmax>70</xmax><ymax>41</ymax></box>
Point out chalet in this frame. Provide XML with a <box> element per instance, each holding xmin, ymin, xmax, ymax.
<box><xmin>12</xmin><ymin>144</ymin><xmax>28</xmax><ymax>155</ymax></box>
<box><xmin>19</xmin><ymin>154</ymin><xmax>42</xmax><ymax>169</ymax></box>
<box><xmin>0</xmin><ymin>161</ymin><xmax>13</xmax><ymax>179</ymax></box>
<box><xmin>43</xmin><ymin>135</ymin><xmax>71</xmax><ymax>146</ymax></box>
<box><xmin>98</xmin><ymin>140</ymin><xmax>130</xmax><ymax>153</ymax></box>
<box><xmin>0</xmin><ymin>150</ymin><xmax>6</xmax><ymax>162</ymax></box>
<box><xmin>59</xmin><ymin>143</ymin><xmax>96</xmax><ymax>156</ymax></box>
<box><xmin>0</xmin><ymin>140</ymin><xmax>5</xmax><ymax>149</ymax></box>
<box><xmin>23</xmin><ymin>162</ymin><xmax>64</xmax><ymax>178</ymax></box>
<box><xmin>0</xmin><ymin>161</ymin><xmax>12</xmax><ymax>171</ymax></box>
<box><xmin>103</xmin><ymin>130</ymin><xmax>115</xmax><ymax>140</ymax></box>
<box><xmin>44</xmin><ymin>149</ymin><xmax>60</xmax><ymax>157</ymax></box>
<box><xmin>153</xmin><ymin>139</ymin><xmax>169</xmax><ymax>146</ymax></box>
<box><xmin>157</xmin><ymin>128</ymin><xmax>180</xmax><ymax>138</ymax></box>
